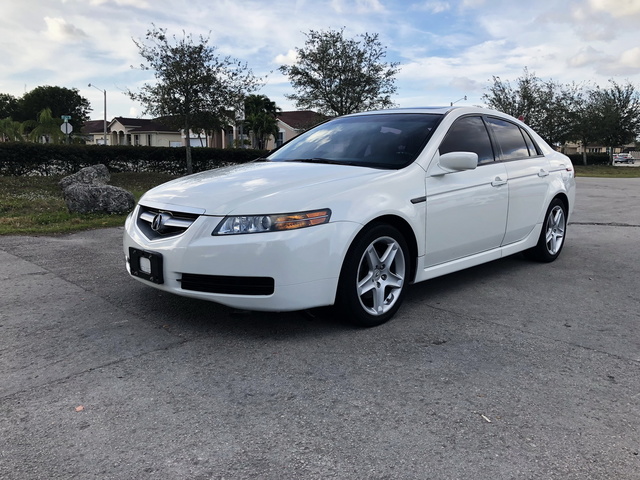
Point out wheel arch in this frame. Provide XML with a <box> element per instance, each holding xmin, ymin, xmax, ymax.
<box><xmin>347</xmin><ymin>214</ymin><xmax>419</xmax><ymax>283</ymax></box>
<box><xmin>553</xmin><ymin>191</ymin><xmax>569</xmax><ymax>214</ymax></box>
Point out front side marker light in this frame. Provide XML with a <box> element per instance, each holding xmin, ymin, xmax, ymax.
<box><xmin>213</xmin><ymin>209</ymin><xmax>331</xmax><ymax>235</ymax></box>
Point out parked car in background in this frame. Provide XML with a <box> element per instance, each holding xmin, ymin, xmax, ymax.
<box><xmin>613</xmin><ymin>153</ymin><xmax>635</xmax><ymax>164</ymax></box>
<box><xmin>123</xmin><ymin>107</ymin><xmax>576</xmax><ymax>327</ymax></box>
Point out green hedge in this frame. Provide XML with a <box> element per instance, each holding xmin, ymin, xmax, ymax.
<box><xmin>566</xmin><ymin>153</ymin><xmax>611</xmax><ymax>166</ymax></box>
<box><xmin>0</xmin><ymin>143</ymin><xmax>268</xmax><ymax>176</ymax></box>
<box><xmin>0</xmin><ymin>142</ymin><xmax>614</xmax><ymax>176</ymax></box>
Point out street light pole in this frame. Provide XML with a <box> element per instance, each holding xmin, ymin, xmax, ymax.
<box><xmin>450</xmin><ymin>95</ymin><xmax>467</xmax><ymax>106</ymax></box>
<box><xmin>88</xmin><ymin>83</ymin><xmax>107</xmax><ymax>145</ymax></box>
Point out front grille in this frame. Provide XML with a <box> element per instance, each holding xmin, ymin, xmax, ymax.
<box><xmin>137</xmin><ymin>205</ymin><xmax>200</xmax><ymax>240</ymax></box>
<box><xmin>180</xmin><ymin>273</ymin><xmax>275</xmax><ymax>295</ymax></box>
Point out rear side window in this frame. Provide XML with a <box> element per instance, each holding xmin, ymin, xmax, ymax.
<box><xmin>486</xmin><ymin>117</ymin><xmax>531</xmax><ymax>160</ymax></box>
<box><xmin>521</xmin><ymin>128</ymin><xmax>541</xmax><ymax>156</ymax></box>
<box><xmin>439</xmin><ymin>116</ymin><xmax>495</xmax><ymax>164</ymax></box>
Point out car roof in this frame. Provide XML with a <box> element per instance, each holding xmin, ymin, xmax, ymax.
<box><xmin>345</xmin><ymin>106</ymin><xmax>509</xmax><ymax>118</ymax></box>
<box><xmin>346</xmin><ymin>107</ymin><xmax>452</xmax><ymax>116</ymax></box>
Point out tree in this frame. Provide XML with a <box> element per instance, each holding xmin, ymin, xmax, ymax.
<box><xmin>0</xmin><ymin>117</ymin><xmax>23</xmax><ymax>142</ymax></box>
<box><xmin>482</xmin><ymin>67</ymin><xmax>575</xmax><ymax>147</ymax></box>
<box><xmin>566</xmin><ymin>86</ymin><xmax>602</xmax><ymax>165</ymax></box>
<box><xmin>243</xmin><ymin>94</ymin><xmax>280</xmax><ymax>149</ymax></box>
<box><xmin>128</xmin><ymin>25</ymin><xmax>261</xmax><ymax>174</ymax></box>
<box><xmin>17</xmin><ymin>86</ymin><xmax>90</xmax><ymax>127</ymax></box>
<box><xmin>589</xmin><ymin>80</ymin><xmax>640</xmax><ymax>164</ymax></box>
<box><xmin>279</xmin><ymin>28</ymin><xmax>400</xmax><ymax>116</ymax></box>
<box><xmin>0</xmin><ymin>93</ymin><xmax>19</xmax><ymax>119</ymax></box>
<box><xmin>21</xmin><ymin>108</ymin><xmax>65</xmax><ymax>143</ymax></box>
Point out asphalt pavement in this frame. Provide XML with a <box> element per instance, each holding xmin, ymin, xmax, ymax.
<box><xmin>1</xmin><ymin>177</ymin><xmax>639</xmax><ymax>479</ymax></box>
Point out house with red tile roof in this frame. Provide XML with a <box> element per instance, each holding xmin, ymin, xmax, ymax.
<box><xmin>83</xmin><ymin>117</ymin><xmax>181</xmax><ymax>146</ymax></box>
<box><xmin>108</xmin><ymin>117</ymin><xmax>183</xmax><ymax>146</ymax></box>
<box><xmin>83</xmin><ymin>111</ymin><xmax>328</xmax><ymax>150</ymax></box>
<box><xmin>268</xmin><ymin>111</ymin><xmax>328</xmax><ymax>149</ymax></box>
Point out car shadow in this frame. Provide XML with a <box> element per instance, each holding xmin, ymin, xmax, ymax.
<box><xmin>123</xmin><ymin>253</ymin><xmax>535</xmax><ymax>339</ymax></box>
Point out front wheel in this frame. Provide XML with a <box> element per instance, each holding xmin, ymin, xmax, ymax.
<box><xmin>525</xmin><ymin>198</ymin><xmax>567</xmax><ymax>263</ymax></box>
<box><xmin>337</xmin><ymin>224</ymin><xmax>410</xmax><ymax>327</ymax></box>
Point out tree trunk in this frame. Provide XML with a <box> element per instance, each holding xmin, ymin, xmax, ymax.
<box><xmin>580</xmin><ymin>140</ymin><xmax>588</xmax><ymax>166</ymax></box>
<box><xmin>185</xmin><ymin>120</ymin><xmax>193</xmax><ymax>175</ymax></box>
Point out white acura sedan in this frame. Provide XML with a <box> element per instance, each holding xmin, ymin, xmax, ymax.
<box><xmin>123</xmin><ymin>107</ymin><xmax>575</xmax><ymax>327</ymax></box>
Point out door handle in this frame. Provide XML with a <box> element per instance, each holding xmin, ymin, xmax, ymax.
<box><xmin>491</xmin><ymin>176</ymin><xmax>507</xmax><ymax>187</ymax></box>
<box><xmin>538</xmin><ymin>169</ymin><xmax>549</xmax><ymax>177</ymax></box>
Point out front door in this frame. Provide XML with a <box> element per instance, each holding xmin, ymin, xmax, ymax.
<box><xmin>425</xmin><ymin>161</ymin><xmax>509</xmax><ymax>266</ymax></box>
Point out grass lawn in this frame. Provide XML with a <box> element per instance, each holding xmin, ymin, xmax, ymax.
<box><xmin>0</xmin><ymin>165</ymin><xmax>638</xmax><ymax>236</ymax></box>
<box><xmin>573</xmin><ymin>164</ymin><xmax>640</xmax><ymax>178</ymax></box>
<box><xmin>0</xmin><ymin>172</ymin><xmax>176</xmax><ymax>235</ymax></box>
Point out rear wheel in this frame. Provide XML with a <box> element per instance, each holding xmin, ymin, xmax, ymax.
<box><xmin>337</xmin><ymin>224</ymin><xmax>409</xmax><ymax>327</ymax></box>
<box><xmin>525</xmin><ymin>198</ymin><xmax>567</xmax><ymax>263</ymax></box>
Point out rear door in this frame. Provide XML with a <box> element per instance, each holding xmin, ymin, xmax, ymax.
<box><xmin>485</xmin><ymin>117</ymin><xmax>551</xmax><ymax>245</ymax></box>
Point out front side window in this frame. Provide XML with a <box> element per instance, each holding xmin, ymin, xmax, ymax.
<box><xmin>268</xmin><ymin>114</ymin><xmax>443</xmax><ymax>169</ymax></box>
<box><xmin>486</xmin><ymin>117</ymin><xmax>530</xmax><ymax>161</ymax></box>
<box><xmin>439</xmin><ymin>116</ymin><xmax>495</xmax><ymax>164</ymax></box>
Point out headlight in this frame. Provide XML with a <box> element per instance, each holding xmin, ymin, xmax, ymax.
<box><xmin>212</xmin><ymin>209</ymin><xmax>331</xmax><ymax>235</ymax></box>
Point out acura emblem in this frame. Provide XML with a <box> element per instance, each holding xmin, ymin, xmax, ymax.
<box><xmin>151</xmin><ymin>212</ymin><xmax>171</xmax><ymax>233</ymax></box>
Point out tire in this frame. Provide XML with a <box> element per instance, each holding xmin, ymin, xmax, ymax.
<box><xmin>336</xmin><ymin>224</ymin><xmax>410</xmax><ymax>327</ymax></box>
<box><xmin>525</xmin><ymin>198</ymin><xmax>567</xmax><ymax>263</ymax></box>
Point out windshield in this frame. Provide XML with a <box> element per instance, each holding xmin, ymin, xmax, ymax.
<box><xmin>268</xmin><ymin>113</ymin><xmax>443</xmax><ymax>169</ymax></box>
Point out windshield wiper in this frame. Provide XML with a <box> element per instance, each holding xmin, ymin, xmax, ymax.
<box><xmin>290</xmin><ymin>158</ymin><xmax>361</xmax><ymax>166</ymax></box>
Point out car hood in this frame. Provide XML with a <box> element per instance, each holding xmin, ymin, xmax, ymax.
<box><xmin>139</xmin><ymin>161</ymin><xmax>385</xmax><ymax>215</ymax></box>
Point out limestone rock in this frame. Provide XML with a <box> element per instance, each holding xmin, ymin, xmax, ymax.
<box><xmin>59</xmin><ymin>164</ymin><xmax>110</xmax><ymax>190</ymax></box>
<box><xmin>62</xmin><ymin>183</ymin><xmax>135</xmax><ymax>214</ymax></box>
<box><xmin>60</xmin><ymin>164</ymin><xmax>135</xmax><ymax>214</ymax></box>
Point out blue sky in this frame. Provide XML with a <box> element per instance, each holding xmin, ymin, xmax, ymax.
<box><xmin>2</xmin><ymin>0</ymin><xmax>640</xmax><ymax>121</ymax></box>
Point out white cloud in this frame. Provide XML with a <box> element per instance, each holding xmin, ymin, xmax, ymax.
<box><xmin>410</xmin><ymin>1</ymin><xmax>451</xmax><ymax>13</ymax></box>
<box><xmin>565</xmin><ymin>40</ymin><xmax>640</xmax><ymax>76</ymax></box>
<box><xmin>588</xmin><ymin>0</ymin><xmax>640</xmax><ymax>18</ymax></box>
<box><xmin>88</xmin><ymin>0</ymin><xmax>151</xmax><ymax>7</ymax></box>
<box><xmin>2</xmin><ymin>0</ymin><xmax>639</xmax><ymax>118</ymax></box>
<box><xmin>274</xmin><ymin>49</ymin><xmax>298</xmax><ymax>66</ymax></box>
<box><xmin>620</xmin><ymin>46</ymin><xmax>640</xmax><ymax>68</ymax></box>
<box><xmin>570</xmin><ymin>6</ymin><xmax>616</xmax><ymax>41</ymax></box>
<box><xmin>597</xmin><ymin>46</ymin><xmax>640</xmax><ymax>75</ymax></box>
<box><xmin>461</xmin><ymin>0</ymin><xmax>486</xmax><ymax>8</ymax></box>
<box><xmin>330</xmin><ymin>0</ymin><xmax>385</xmax><ymax>13</ymax></box>
<box><xmin>44</xmin><ymin>17</ymin><xmax>88</xmax><ymax>43</ymax></box>
<box><xmin>449</xmin><ymin>76</ymin><xmax>482</xmax><ymax>93</ymax></box>
<box><xmin>567</xmin><ymin>46</ymin><xmax>611</xmax><ymax>68</ymax></box>
<box><xmin>357</xmin><ymin>0</ymin><xmax>386</xmax><ymax>12</ymax></box>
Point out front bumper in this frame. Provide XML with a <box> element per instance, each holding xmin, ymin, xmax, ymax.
<box><xmin>123</xmin><ymin>206</ymin><xmax>360</xmax><ymax>312</ymax></box>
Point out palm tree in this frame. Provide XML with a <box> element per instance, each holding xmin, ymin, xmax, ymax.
<box><xmin>243</xmin><ymin>94</ymin><xmax>280</xmax><ymax>149</ymax></box>
<box><xmin>21</xmin><ymin>108</ymin><xmax>65</xmax><ymax>143</ymax></box>
<box><xmin>0</xmin><ymin>117</ymin><xmax>23</xmax><ymax>142</ymax></box>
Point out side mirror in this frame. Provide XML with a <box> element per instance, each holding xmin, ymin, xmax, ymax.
<box><xmin>438</xmin><ymin>151</ymin><xmax>478</xmax><ymax>172</ymax></box>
